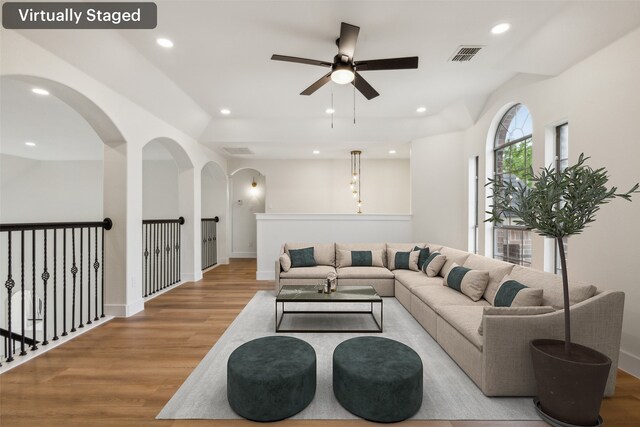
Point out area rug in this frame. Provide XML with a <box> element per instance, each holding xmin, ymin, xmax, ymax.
<box><xmin>157</xmin><ymin>291</ymin><xmax>540</xmax><ymax>420</ymax></box>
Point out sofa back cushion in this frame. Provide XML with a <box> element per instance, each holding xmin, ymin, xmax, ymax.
<box><xmin>438</xmin><ymin>247</ymin><xmax>471</xmax><ymax>277</ymax></box>
<box><xmin>337</xmin><ymin>249</ymin><xmax>384</xmax><ymax>268</ymax></box>
<box><xmin>285</xmin><ymin>243</ymin><xmax>335</xmax><ymax>266</ymax></box>
<box><xmin>426</xmin><ymin>243</ymin><xmax>444</xmax><ymax>253</ymax></box>
<box><xmin>463</xmin><ymin>254</ymin><xmax>515</xmax><ymax>303</ymax></box>
<box><xmin>336</xmin><ymin>243</ymin><xmax>387</xmax><ymax>267</ymax></box>
<box><xmin>508</xmin><ymin>265</ymin><xmax>597</xmax><ymax>309</ymax></box>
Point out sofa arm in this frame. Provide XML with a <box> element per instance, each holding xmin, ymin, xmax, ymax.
<box><xmin>274</xmin><ymin>259</ymin><xmax>281</xmax><ymax>294</ymax></box>
<box><xmin>482</xmin><ymin>290</ymin><xmax>624</xmax><ymax>397</ymax></box>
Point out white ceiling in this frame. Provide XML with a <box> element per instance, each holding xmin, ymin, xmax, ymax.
<box><xmin>9</xmin><ymin>1</ymin><xmax>640</xmax><ymax>160</ymax></box>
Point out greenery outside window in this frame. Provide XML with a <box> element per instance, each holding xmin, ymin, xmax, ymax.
<box><xmin>493</xmin><ymin>104</ymin><xmax>533</xmax><ymax>266</ymax></box>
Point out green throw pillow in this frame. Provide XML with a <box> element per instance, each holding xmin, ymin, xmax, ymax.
<box><xmin>288</xmin><ymin>247</ymin><xmax>316</xmax><ymax>268</ymax></box>
<box><xmin>351</xmin><ymin>250</ymin><xmax>372</xmax><ymax>266</ymax></box>
<box><xmin>443</xmin><ymin>263</ymin><xmax>489</xmax><ymax>301</ymax></box>
<box><xmin>413</xmin><ymin>246</ymin><xmax>430</xmax><ymax>270</ymax></box>
<box><xmin>421</xmin><ymin>251</ymin><xmax>446</xmax><ymax>277</ymax></box>
<box><xmin>493</xmin><ymin>276</ymin><xmax>543</xmax><ymax>307</ymax></box>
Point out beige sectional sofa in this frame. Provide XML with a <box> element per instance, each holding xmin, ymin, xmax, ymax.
<box><xmin>274</xmin><ymin>242</ymin><xmax>624</xmax><ymax>397</ymax></box>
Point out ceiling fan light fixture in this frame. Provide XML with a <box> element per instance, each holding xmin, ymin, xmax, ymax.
<box><xmin>331</xmin><ymin>64</ymin><xmax>355</xmax><ymax>84</ymax></box>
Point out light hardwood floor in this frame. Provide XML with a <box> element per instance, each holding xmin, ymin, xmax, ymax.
<box><xmin>1</xmin><ymin>259</ymin><xmax>639</xmax><ymax>426</ymax></box>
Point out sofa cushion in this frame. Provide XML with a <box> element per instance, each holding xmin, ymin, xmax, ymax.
<box><xmin>477</xmin><ymin>306</ymin><xmax>555</xmax><ymax>335</ymax></box>
<box><xmin>437</xmin><ymin>305</ymin><xmax>485</xmax><ymax>350</ymax></box>
<box><xmin>509</xmin><ymin>265</ymin><xmax>597</xmax><ymax>309</ymax></box>
<box><xmin>438</xmin><ymin>247</ymin><xmax>471</xmax><ymax>277</ymax></box>
<box><xmin>387</xmin><ymin>249</ymin><xmax>420</xmax><ymax>271</ymax></box>
<box><xmin>464</xmin><ymin>254</ymin><xmax>515</xmax><ymax>303</ymax></box>
<box><xmin>279</xmin><ymin>253</ymin><xmax>291</xmax><ymax>272</ymax></box>
<box><xmin>425</xmin><ymin>243</ymin><xmax>444</xmax><ymax>253</ymax></box>
<box><xmin>386</xmin><ymin>243</ymin><xmax>426</xmax><ymax>251</ymax></box>
<box><xmin>412</xmin><ymin>285</ymin><xmax>490</xmax><ymax>313</ymax></box>
<box><xmin>443</xmin><ymin>263</ymin><xmax>490</xmax><ymax>302</ymax></box>
<box><xmin>289</xmin><ymin>247</ymin><xmax>316</xmax><ymax>268</ymax></box>
<box><xmin>394</xmin><ymin>270</ymin><xmax>443</xmax><ymax>289</ymax></box>
<box><xmin>337</xmin><ymin>249</ymin><xmax>384</xmax><ymax>268</ymax></box>
<box><xmin>336</xmin><ymin>243</ymin><xmax>387</xmax><ymax>267</ymax></box>
<box><xmin>285</xmin><ymin>243</ymin><xmax>335</xmax><ymax>266</ymax></box>
<box><xmin>280</xmin><ymin>265</ymin><xmax>336</xmax><ymax>279</ymax></box>
<box><xmin>421</xmin><ymin>251</ymin><xmax>447</xmax><ymax>277</ymax></box>
<box><xmin>493</xmin><ymin>276</ymin><xmax>543</xmax><ymax>307</ymax></box>
<box><xmin>337</xmin><ymin>267</ymin><xmax>394</xmax><ymax>280</ymax></box>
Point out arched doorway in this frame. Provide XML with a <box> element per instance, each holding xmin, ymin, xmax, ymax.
<box><xmin>201</xmin><ymin>161</ymin><xmax>228</xmax><ymax>269</ymax></box>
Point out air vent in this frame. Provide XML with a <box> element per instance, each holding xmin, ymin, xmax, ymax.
<box><xmin>448</xmin><ymin>45</ymin><xmax>484</xmax><ymax>62</ymax></box>
<box><xmin>223</xmin><ymin>147</ymin><xmax>254</xmax><ymax>155</ymax></box>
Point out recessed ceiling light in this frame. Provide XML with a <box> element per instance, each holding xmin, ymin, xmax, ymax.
<box><xmin>491</xmin><ymin>23</ymin><xmax>511</xmax><ymax>35</ymax></box>
<box><xmin>325</xmin><ymin>108</ymin><xmax>335</xmax><ymax>114</ymax></box>
<box><xmin>156</xmin><ymin>38</ymin><xmax>174</xmax><ymax>48</ymax></box>
<box><xmin>313</xmin><ymin>150</ymin><xmax>320</xmax><ymax>155</ymax></box>
<box><xmin>32</xmin><ymin>88</ymin><xmax>49</xmax><ymax>96</ymax></box>
<box><xmin>25</xmin><ymin>141</ymin><xmax>36</xmax><ymax>147</ymax></box>
<box><xmin>220</xmin><ymin>108</ymin><xmax>231</xmax><ymax>115</ymax></box>
<box><xmin>416</xmin><ymin>106</ymin><xmax>427</xmax><ymax>113</ymax></box>
<box><xmin>389</xmin><ymin>150</ymin><xmax>397</xmax><ymax>154</ymax></box>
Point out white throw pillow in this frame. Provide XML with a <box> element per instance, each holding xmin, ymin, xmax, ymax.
<box><xmin>279</xmin><ymin>253</ymin><xmax>291</xmax><ymax>272</ymax></box>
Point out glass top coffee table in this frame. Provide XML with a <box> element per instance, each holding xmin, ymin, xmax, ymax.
<box><xmin>275</xmin><ymin>285</ymin><xmax>383</xmax><ymax>333</ymax></box>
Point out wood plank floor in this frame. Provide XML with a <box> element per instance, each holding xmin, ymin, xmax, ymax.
<box><xmin>1</xmin><ymin>259</ymin><xmax>639</xmax><ymax>426</ymax></box>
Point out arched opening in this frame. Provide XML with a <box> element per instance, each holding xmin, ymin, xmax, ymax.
<box><xmin>201</xmin><ymin>162</ymin><xmax>228</xmax><ymax>269</ymax></box>
<box><xmin>0</xmin><ymin>75</ymin><xmax>127</xmax><ymax>363</ymax></box>
<box><xmin>141</xmin><ymin>137</ymin><xmax>195</xmax><ymax>298</ymax></box>
<box><xmin>229</xmin><ymin>168</ymin><xmax>265</xmax><ymax>258</ymax></box>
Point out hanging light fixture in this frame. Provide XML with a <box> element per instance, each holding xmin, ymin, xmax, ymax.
<box><xmin>350</xmin><ymin>150</ymin><xmax>362</xmax><ymax>213</ymax></box>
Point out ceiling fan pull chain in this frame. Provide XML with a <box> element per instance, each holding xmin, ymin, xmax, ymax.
<box><xmin>353</xmin><ymin>72</ymin><xmax>356</xmax><ymax>124</ymax></box>
<box><xmin>331</xmin><ymin>86</ymin><xmax>334</xmax><ymax>129</ymax></box>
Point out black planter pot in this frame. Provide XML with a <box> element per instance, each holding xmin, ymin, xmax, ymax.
<box><xmin>530</xmin><ymin>339</ymin><xmax>611</xmax><ymax>427</ymax></box>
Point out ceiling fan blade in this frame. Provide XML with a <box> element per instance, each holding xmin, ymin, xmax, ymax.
<box><xmin>354</xmin><ymin>56</ymin><xmax>419</xmax><ymax>71</ymax></box>
<box><xmin>301</xmin><ymin>72</ymin><xmax>332</xmax><ymax>96</ymax></box>
<box><xmin>271</xmin><ymin>54</ymin><xmax>332</xmax><ymax>67</ymax></box>
<box><xmin>338</xmin><ymin>22</ymin><xmax>360</xmax><ymax>59</ymax></box>
<box><xmin>352</xmin><ymin>72</ymin><xmax>379</xmax><ymax>100</ymax></box>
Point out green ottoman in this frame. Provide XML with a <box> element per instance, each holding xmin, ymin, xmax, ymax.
<box><xmin>333</xmin><ymin>336</ymin><xmax>423</xmax><ymax>422</ymax></box>
<box><xmin>227</xmin><ymin>336</ymin><xmax>316</xmax><ymax>422</ymax></box>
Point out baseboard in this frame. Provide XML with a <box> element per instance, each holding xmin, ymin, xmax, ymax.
<box><xmin>230</xmin><ymin>252</ymin><xmax>256</xmax><ymax>258</ymax></box>
<box><xmin>619</xmin><ymin>349</ymin><xmax>640</xmax><ymax>379</ymax></box>
<box><xmin>219</xmin><ymin>257</ymin><xmax>230</xmax><ymax>264</ymax></box>
<box><xmin>181</xmin><ymin>273</ymin><xmax>196</xmax><ymax>282</ymax></box>
<box><xmin>104</xmin><ymin>299</ymin><xmax>144</xmax><ymax>317</ymax></box>
<box><xmin>256</xmin><ymin>270</ymin><xmax>275</xmax><ymax>281</ymax></box>
<box><xmin>143</xmin><ymin>280</ymin><xmax>189</xmax><ymax>303</ymax></box>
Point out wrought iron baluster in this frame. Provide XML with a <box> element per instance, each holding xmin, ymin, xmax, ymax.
<box><xmin>42</xmin><ymin>229</ymin><xmax>49</xmax><ymax>345</ymax></box>
<box><xmin>94</xmin><ymin>227</ymin><xmax>99</xmax><ymax>321</ymax></box>
<box><xmin>5</xmin><ymin>231</ymin><xmax>15</xmax><ymax>362</ymax></box>
<box><xmin>79</xmin><ymin>227</ymin><xmax>84</xmax><ymax>328</ymax></box>
<box><xmin>154</xmin><ymin>223</ymin><xmax>158</xmax><ymax>294</ymax></box>
<box><xmin>31</xmin><ymin>230</ymin><xmax>37</xmax><ymax>351</ymax></box>
<box><xmin>101</xmin><ymin>226</ymin><xmax>105</xmax><ymax>318</ymax></box>
<box><xmin>178</xmin><ymin>220</ymin><xmax>182</xmax><ymax>281</ymax></box>
<box><xmin>87</xmin><ymin>227</ymin><xmax>92</xmax><ymax>325</ymax></box>
<box><xmin>165</xmin><ymin>223</ymin><xmax>170</xmax><ymax>289</ymax></box>
<box><xmin>20</xmin><ymin>230</ymin><xmax>26</xmax><ymax>355</ymax></box>
<box><xmin>63</xmin><ymin>229</ymin><xmax>68</xmax><ymax>336</ymax></box>
<box><xmin>53</xmin><ymin>230</ymin><xmax>58</xmax><ymax>340</ymax></box>
<box><xmin>71</xmin><ymin>228</ymin><xmax>77</xmax><ymax>333</ymax></box>
<box><xmin>143</xmin><ymin>224</ymin><xmax>149</xmax><ymax>297</ymax></box>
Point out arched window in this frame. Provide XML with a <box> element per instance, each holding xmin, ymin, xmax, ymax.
<box><xmin>493</xmin><ymin>104</ymin><xmax>532</xmax><ymax>266</ymax></box>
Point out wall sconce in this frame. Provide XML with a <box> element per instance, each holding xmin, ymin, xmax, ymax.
<box><xmin>250</xmin><ymin>177</ymin><xmax>259</xmax><ymax>196</ymax></box>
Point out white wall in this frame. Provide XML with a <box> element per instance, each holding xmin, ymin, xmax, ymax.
<box><xmin>229</xmin><ymin>159</ymin><xmax>410</xmax><ymax>214</ymax></box>
<box><xmin>410</xmin><ymin>27</ymin><xmax>640</xmax><ymax>376</ymax></box>
<box><xmin>256</xmin><ymin>213</ymin><xmax>413</xmax><ymax>280</ymax></box>
<box><xmin>0</xmin><ymin>154</ymin><xmax>103</xmax><ymax>223</ymax></box>
<box><xmin>411</xmin><ymin>133</ymin><xmax>466</xmax><ymax>249</ymax></box>
<box><xmin>142</xmin><ymin>159</ymin><xmax>179</xmax><ymax>219</ymax></box>
<box><xmin>230</xmin><ymin>169</ymin><xmax>265</xmax><ymax>257</ymax></box>
<box><xmin>201</xmin><ymin>163</ymin><xmax>229</xmax><ymax>263</ymax></box>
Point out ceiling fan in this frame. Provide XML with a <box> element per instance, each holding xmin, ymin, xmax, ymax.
<box><xmin>271</xmin><ymin>22</ymin><xmax>418</xmax><ymax>100</ymax></box>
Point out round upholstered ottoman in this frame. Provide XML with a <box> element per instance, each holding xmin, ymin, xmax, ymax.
<box><xmin>333</xmin><ymin>336</ymin><xmax>423</xmax><ymax>422</ymax></box>
<box><xmin>227</xmin><ymin>336</ymin><xmax>316</xmax><ymax>421</ymax></box>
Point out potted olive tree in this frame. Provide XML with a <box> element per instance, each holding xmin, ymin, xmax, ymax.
<box><xmin>486</xmin><ymin>153</ymin><xmax>638</xmax><ymax>427</ymax></box>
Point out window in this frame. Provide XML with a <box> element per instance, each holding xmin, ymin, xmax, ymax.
<box><xmin>554</xmin><ymin>123</ymin><xmax>569</xmax><ymax>275</ymax></box>
<box><xmin>493</xmin><ymin>104</ymin><xmax>533</xmax><ymax>266</ymax></box>
<box><xmin>469</xmin><ymin>156</ymin><xmax>479</xmax><ymax>254</ymax></box>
